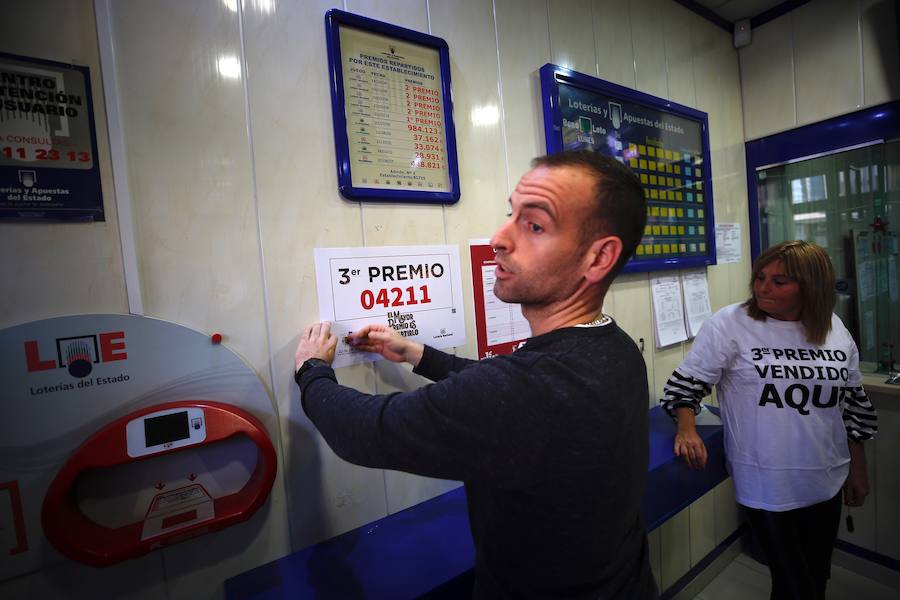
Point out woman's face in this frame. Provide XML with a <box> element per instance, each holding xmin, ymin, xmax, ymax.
<box><xmin>753</xmin><ymin>259</ymin><xmax>802</xmax><ymax>321</ymax></box>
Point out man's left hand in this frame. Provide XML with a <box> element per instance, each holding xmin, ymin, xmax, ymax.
<box><xmin>295</xmin><ymin>321</ymin><xmax>338</xmax><ymax>370</ymax></box>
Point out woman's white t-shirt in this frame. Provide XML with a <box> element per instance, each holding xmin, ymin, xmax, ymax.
<box><xmin>677</xmin><ymin>303</ymin><xmax>860</xmax><ymax>511</ymax></box>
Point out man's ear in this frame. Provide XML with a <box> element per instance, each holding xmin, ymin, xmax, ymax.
<box><xmin>583</xmin><ymin>236</ymin><xmax>623</xmax><ymax>284</ymax></box>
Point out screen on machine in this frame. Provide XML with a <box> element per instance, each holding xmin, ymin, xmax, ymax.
<box><xmin>144</xmin><ymin>411</ymin><xmax>190</xmax><ymax>447</ymax></box>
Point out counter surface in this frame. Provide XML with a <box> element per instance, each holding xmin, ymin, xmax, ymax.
<box><xmin>225</xmin><ymin>406</ymin><xmax>727</xmax><ymax>599</ymax></box>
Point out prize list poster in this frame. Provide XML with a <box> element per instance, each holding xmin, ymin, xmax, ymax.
<box><xmin>339</xmin><ymin>27</ymin><xmax>450</xmax><ymax>192</ymax></box>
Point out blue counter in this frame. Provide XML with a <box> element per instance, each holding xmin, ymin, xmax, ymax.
<box><xmin>226</xmin><ymin>406</ymin><xmax>726</xmax><ymax>599</ymax></box>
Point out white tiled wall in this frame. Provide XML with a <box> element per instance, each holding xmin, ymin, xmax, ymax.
<box><xmin>1</xmin><ymin>0</ymin><xmax>753</xmax><ymax>596</ymax></box>
<box><xmin>740</xmin><ymin>0</ymin><xmax>900</xmax><ymax>140</ymax></box>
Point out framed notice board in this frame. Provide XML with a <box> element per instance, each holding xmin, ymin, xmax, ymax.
<box><xmin>539</xmin><ymin>63</ymin><xmax>716</xmax><ymax>273</ymax></box>
<box><xmin>0</xmin><ymin>52</ymin><xmax>103</xmax><ymax>222</ymax></box>
<box><xmin>325</xmin><ymin>9</ymin><xmax>461</xmax><ymax>204</ymax></box>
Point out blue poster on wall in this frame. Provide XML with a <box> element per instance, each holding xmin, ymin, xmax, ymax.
<box><xmin>0</xmin><ymin>52</ymin><xmax>103</xmax><ymax>222</ymax></box>
<box><xmin>540</xmin><ymin>63</ymin><xmax>716</xmax><ymax>273</ymax></box>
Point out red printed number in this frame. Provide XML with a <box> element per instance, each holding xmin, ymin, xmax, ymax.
<box><xmin>360</xmin><ymin>286</ymin><xmax>431</xmax><ymax>310</ymax></box>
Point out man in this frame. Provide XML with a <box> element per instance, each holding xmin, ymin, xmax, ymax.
<box><xmin>295</xmin><ymin>150</ymin><xmax>656</xmax><ymax>598</ymax></box>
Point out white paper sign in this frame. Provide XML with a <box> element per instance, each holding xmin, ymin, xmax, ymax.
<box><xmin>651</xmin><ymin>275</ymin><xmax>688</xmax><ymax>348</ymax></box>
<box><xmin>715</xmin><ymin>222</ymin><xmax>742</xmax><ymax>264</ymax></box>
<box><xmin>681</xmin><ymin>271</ymin><xmax>713</xmax><ymax>338</ymax></box>
<box><xmin>314</xmin><ymin>245</ymin><xmax>466</xmax><ymax>367</ymax></box>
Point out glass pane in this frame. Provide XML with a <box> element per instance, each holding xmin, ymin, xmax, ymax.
<box><xmin>756</xmin><ymin>141</ymin><xmax>900</xmax><ymax>373</ymax></box>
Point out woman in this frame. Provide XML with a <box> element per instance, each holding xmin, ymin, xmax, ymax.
<box><xmin>660</xmin><ymin>240</ymin><xmax>877</xmax><ymax>600</ymax></box>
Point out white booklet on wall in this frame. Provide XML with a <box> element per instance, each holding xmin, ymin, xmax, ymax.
<box><xmin>682</xmin><ymin>270</ymin><xmax>713</xmax><ymax>338</ymax></box>
<box><xmin>651</xmin><ymin>275</ymin><xmax>688</xmax><ymax>348</ymax></box>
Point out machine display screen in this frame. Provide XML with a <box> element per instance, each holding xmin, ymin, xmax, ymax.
<box><xmin>144</xmin><ymin>411</ymin><xmax>190</xmax><ymax>447</ymax></box>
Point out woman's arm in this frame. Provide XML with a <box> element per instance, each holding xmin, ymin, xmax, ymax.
<box><xmin>673</xmin><ymin>406</ymin><xmax>708</xmax><ymax>470</ymax></box>
<box><xmin>843</xmin><ymin>438</ymin><xmax>869</xmax><ymax>506</ymax></box>
<box><xmin>662</xmin><ymin>371</ymin><xmax>713</xmax><ymax>470</ymax></box>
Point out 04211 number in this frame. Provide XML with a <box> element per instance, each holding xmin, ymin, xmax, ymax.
<box><xmin>360</xmin><ymin>285</ymin><xmax>431</xmax><ymax>310</ymax></box>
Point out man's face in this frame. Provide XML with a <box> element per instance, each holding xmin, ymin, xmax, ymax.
<box><xmin>488</xmin><ymin>165</ymin><xmax>596</xmax><ymax>306</ymax></box>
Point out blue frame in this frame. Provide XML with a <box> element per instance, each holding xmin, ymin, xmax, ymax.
<box><xmin>539</xmin><ymin>64</ymin><xmax>716</xmax><ymax>274</ymax></box>
<box><xmin>745</xmin><ymin>100</ymin><xmax>900</xmax><ymax>261</ymax></box>
<box><xmin>324</xmin><ymin>9</ymin><xmax>460</xmax><ymax>204</ymax></box>
<box><xmin>0</xmin><ymin>52</ymin><xmax>104</xmax><ymax>222</ymax></box>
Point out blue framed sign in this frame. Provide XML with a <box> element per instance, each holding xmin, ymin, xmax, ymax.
<box><xmin>0</xmin><ymin>52</ymin><xmax>103</xmax><ymax>222</ymax></box>
<box><xmin>539</xmin><ymin>64</ymin><xmax>715</xmax><ymax>273</ymax></box>
<box><xmin>325</xmin><ymin>9</ymin><xmax>460</xmax><ymax>204</ymax></box>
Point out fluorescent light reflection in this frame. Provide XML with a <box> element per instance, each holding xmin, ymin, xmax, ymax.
<box><xmin>793</xmin><ymin>212</ymin><xmax>827</xmax><ymax>222</ymax></box>
<box><xmin>216</xmin><ymin>55</ymin><xmax>242</xmax><ymax>80</ymax></box>
<box><xmin>470</xmin><ymin>104</ymin><xmax>499</xmax><ymax>127</ymax></box>
<box><xmin>223</xmin><ymin>0</ymin><xmax>275</xmax><ymax>14</ymax></box>
<box><xmin>249</xmin><ymin>0</ymin><xmax>275</xmax><ymax>13</ymax></box>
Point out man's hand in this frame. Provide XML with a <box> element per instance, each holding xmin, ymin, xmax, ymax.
<box><xmin>347</xmin><ymin>324</ymin><xmax>424</xmax><ymax>367</ymax></box>
<box><xmin>295</xmin><ymin>321</ymin><xmax>337</xmax><ymax>370</ymax></box>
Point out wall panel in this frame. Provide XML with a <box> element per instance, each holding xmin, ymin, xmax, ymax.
<box><xmin>549</xmin><ymin>0</ymin><xmax>597</xmax><ymax>75</ymax></box>
<box><xmin>495</xmin><ymin>0</ymin><xmax>551</xmax><ymax>183</ymax></box>
<box><xmin>739</xmin><ymin>15</ymin><xmax>795</xmax><ymax>140</ymax></box>
<box><xmin>862</xmin><ymin>0</ymin><xmax>900</xmax><ymax>106</ymax></box>
<box><xmin>629</xmin><ymin>0</ymin><xmax>668</xmax><ymax>98</ymax></box>
<box><xmin>793</xmin><ymin>0</ymin><xmax>862</xmax><ymax>125</ymax></box>
<box><xmin>592</xmin><ymin>0</ymin><xmax>636</xmax><ymax>87</ymax></box>
<box><xmin>243</xmin><ymin>0</ymin><xmax>388</xmax><ymax>549</ymax></box>
<box><xmin>107</xmin><ymin>0</ymin><xmax>291</xmax><ymax>595</ymax></box>
<box><xmin>741</xmin><ymin>0</ymin><xmax>900</xmax><ymax>141</ymax></box>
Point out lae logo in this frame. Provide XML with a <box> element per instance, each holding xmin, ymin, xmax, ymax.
<box><xmin>24</xmin><ymin>331</ymin><xmax>127</xmax><ymax>378</ymax></box>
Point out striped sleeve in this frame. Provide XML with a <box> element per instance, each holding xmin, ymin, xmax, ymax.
<box><xmin>660</xmin><ymin>368</ymin><xmax>713</xmax><ymax>420</ymax></box>
<box><xmin>842</xmin><ymin>386</ymin><xmax>878</xmax><ymax>441</ymax></box>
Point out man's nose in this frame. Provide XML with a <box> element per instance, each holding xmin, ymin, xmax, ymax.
<box><xmin>489</xmin><ymin>219</ymin><xmax>514</xmax><ymax>253</ymax></box>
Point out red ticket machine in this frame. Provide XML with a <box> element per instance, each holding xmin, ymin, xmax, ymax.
<box><xmin>41</xmin><ymin>401</ymin><xmax>277</xmax><ymax>567</ymax></box>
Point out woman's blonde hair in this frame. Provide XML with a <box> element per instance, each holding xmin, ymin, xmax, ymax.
<box><xmin>744</xmin><ymin>240</ymin><xmax>836</xmax><ymax>345</ymax></box>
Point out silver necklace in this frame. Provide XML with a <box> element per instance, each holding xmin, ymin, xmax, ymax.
<box><xmin>577</xmin><ymin>314</ymin><xmax>612</xmax><ymax>328</ymax></box>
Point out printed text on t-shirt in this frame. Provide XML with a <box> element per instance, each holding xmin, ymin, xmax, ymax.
<box><xmin>750</xmin><ymin>347</ymin><xmax>849</xmax><ymax>416</ymax></box>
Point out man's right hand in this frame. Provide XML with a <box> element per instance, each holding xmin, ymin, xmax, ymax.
<box><xmin>347</xmin><ymin>324</ymin><xmax>424</xmax><ymax>367</ymax></box>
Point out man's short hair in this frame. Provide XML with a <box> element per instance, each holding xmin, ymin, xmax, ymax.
<box><xmin>532</xmin><ymin>150</ymin><xmax>647</xmax><ymax>282</ymax></box>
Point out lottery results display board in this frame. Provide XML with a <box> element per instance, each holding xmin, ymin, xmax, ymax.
<box><xmin>469</xmin><ymin>240</ymin><xmax>531</xmax><ymax>359</ymax></box>
<box><xmin>314</xmin><ymin>245</ymin><xmax>466</xmax><ymax>368</ymax></box>
<box><xmin>325</xmin><ymin>9</ymin><xmax>460</xmax><ymax>204</ymax></box>
<box><xmin>539</xmin><ymin>63</ymin><xmax>716</xmax><ymax>273</ymax></box>
<box><xmin>0</xmin><ymin>53</ymin><xmax>103</xmax><ymax>222</ymax></box>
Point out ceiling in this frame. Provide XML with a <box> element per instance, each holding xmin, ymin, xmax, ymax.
<box><xmin>684</xmin><ymin>0</ymin><xmax>809</xmax><ymax>28</ymax></box>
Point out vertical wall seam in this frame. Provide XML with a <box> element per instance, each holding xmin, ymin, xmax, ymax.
<box><xmin>546</xmin><ymin>0</ymin><xmax>553</xmax><ymax>63</ymax></box>
<box><xmin>93</xmin><ymin>0</ymin><xmax>144</xmax><ymax>316</ymax></box>
<box><xmin>662</xmin><ymin>3</ymin><xmax>670</xmax><ymax>99</ymax></box>
<box><xmin>689</xmin><ymin>13</ymin><xmax>698</xmax><ymax>108</ymax></box>
<box><xmin>426</xmin><ymin>0</ymin><xmax>448</xmax><ymax>244</ymax></box>
<box><xmin>235</xmin><ymin>0</ymin><xmax>290</xmax><ymax>537</ymax></box>
<box><xmin>857</xmin><ymin>0</ymin><xmax>865</xmax><ymax>107</ymax></box>
<box><xmin>790</xmin><ymin>10</ymin><xmax>798</xmax><ymax>126</ymax></box>
<box><xmin>628</xmin><ymin>0</ymin><xmax>638</xmax><ymax>88</ymax></box>
<box><xmin>493</xmin><ymin>0</ymin><xmax>512</xmax><ymax>196</ymax></box>
<box><xmin>590</xmin><ymin>0</ymin><xmax>599</xmax><ymax>78</ymax></box>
